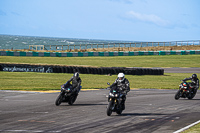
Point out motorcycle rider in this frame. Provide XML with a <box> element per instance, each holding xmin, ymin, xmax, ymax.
<box><xmin>64</xmin><ymin>72</ymin><xmax>82</xmax><ymax>94</ymax></box>
<box><xmin>109</xmin><ymin>73</ymin><xmax>130</xmax><ymax>110</ymax></box>
<box><xmin>182</xmin><ymin>74</ymin><xmax>199</xmax><ymax>92</ymax></box>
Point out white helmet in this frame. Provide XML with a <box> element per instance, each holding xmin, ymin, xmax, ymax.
<box><xmin>118</xmin><ymin>73</ymin><xmax>125</xmax><ymax>82</ymax></box>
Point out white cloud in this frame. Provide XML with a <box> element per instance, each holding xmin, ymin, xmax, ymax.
<box><xmin>127</xmin><ymin>11</ymin><xmax>170</xmax><ymax>26</ymax></box>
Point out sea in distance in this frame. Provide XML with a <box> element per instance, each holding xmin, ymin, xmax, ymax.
<box><xmin>0</xmin><ymin>34</ymin><xmax>198</xmax><ymax>51</ymax></box>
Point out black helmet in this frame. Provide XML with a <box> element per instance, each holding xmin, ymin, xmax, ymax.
<box><xmin>74</xmin><ymin>72</ymin><xmax>79</xmax><ymax>79</ymax></box>
<box><xmin>192</xmin><ymin>74</ymin><xmax>197</xmax><ymax>80</ymax></box>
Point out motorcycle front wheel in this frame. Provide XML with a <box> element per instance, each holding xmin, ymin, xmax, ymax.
<box><xmin>55</xmin><ymin>93</ymin><xmax>63</xmax><ymax>106</ymax></box>
<box><xmin>175</xmin><ymin>90</ymin><xmax>181</xmax><ymax>100</ymax></box>
<box><xmin>107</xmin><ymin>100</ymin><xmax>114</xmax><ymax>116</ymax></box>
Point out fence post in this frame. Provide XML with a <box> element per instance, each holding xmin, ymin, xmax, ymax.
<box><xmin>141</xmin><ymin>42</ymin><xmax>142</xmax><ymax>47</ymax></box>
<box><xmin>147</xmin><ymin>42</ymin><xmax>148</xmax><ymax>47</ymax></box>
<box><xmin>80</xmin><ymin>44</ymin><xmax>81</xmax><ymax>50</ymax></box>
<box><xmin>152</xmin><ymin>42</ymin><xmax>153</xmax><ymax>47</ymax></box>
<box><xmin>97</xmin><ymin>44</ymin><xmax>98</xmax><ymax>50</ymax></box>
<box><xmin>135</xmin><ymin>42</ymin><xmax>136</xmax><ymax>47</ymax></box>
<box><xmin>158</xmin><ymin>42</ymin><xmax>159</xmax><ymax>46</ymax></box>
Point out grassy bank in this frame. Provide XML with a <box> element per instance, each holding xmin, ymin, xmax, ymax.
<box><xmin>182</xmin><ymin>123</ymin><xmax>200</xmax><ymax>133</ymax></box>
<box><xmin>0</xmin><ymin>55</ymin><xmax>200</xmax><ymax>68</ymax></box>
<box><xmin>0</xmin><ymin>71</ymin><xmax>195</xmax><ymax>90</ymax></box>
<box><xmin>0</xmin><ymin>54</ymin><xmax>199</xmax><ymax>90</ymax></box>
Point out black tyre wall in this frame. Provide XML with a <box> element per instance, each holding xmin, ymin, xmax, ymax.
<box><xmin>0</xmin><ymin>63</ymin><xmax>164</xmax><ymax>75</ymax></box>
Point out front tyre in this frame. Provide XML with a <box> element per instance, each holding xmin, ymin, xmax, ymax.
<box><xmin>175</xmin><ymin>90</ymin><xmax>181</xmax><ymax>100</ymax></box>
<box><xmin>55</xmin><ymin>93</ymin><xmax>63</xmax><ymax>106</ymax></box>
<box><xmin>107</xmin><ymin>101</ymin><xmax>113</xmax><ymax>116</ymax></box>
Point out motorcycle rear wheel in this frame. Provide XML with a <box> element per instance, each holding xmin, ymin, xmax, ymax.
<box><xmin>116</xmin><ymin>108</ymin><xmax>122</xmax><ymax>115</ymax></box>
<box><xmin>68</xmin><ymin>94</ymin><xmax>78</xmax><ymax>105</ymax></box>
<box><xmin>175</xmin><ymin>90</ymin><xmax>181</xmax><ymax>100</ymax></box>
<box><xmin>188</xmin><ymin>91</ymin><xmax>196</xmax><ymax>100</ymax></box>
<box><xmin>55</xmin><ymin>93</ymin><xmax>63</xmax><ymax>106</ymax></box>
<box><xmin>107</xmin><ymin>101</ymin><xmax>113</xmax><ymax>116</ymax></box>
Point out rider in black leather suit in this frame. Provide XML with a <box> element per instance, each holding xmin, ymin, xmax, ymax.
<box><xmin>110</xmin><ymin>73</ymin><xmax>130</xmax><ymax>110</ymax></box>
<box><xmin>64</xmin><ymin>72</ymin><xmax>82</xmax><ymax>94</ymax></box>
<box><xmin>182</xmin><ymin>74</ymin><xmax>199</xmax><ymax>91</ymax></box>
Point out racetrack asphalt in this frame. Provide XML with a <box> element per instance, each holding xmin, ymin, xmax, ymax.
<box><xmin>1</xmin><ymin>89</ymin><xmax>200</xmax><ymax>133</ymax></box>
<box><xmin>161</xmin><ymin>67</ymin><xmax>200</xmax><ymax>73</ymax></box>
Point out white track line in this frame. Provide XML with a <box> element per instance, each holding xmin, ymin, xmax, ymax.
<box><xmin>173</xmin><ymin>120</ymin><xmax>200</xmax><ymax>133</ymax></box>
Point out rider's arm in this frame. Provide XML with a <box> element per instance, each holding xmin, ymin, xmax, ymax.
<box><xmin>182</xmin><ymin>77</ymin><xmax>192</xmax><ymax>81</ymax></box>
<box><xmin>110</xmin><ymin>79</ymin><xmax>117</xmax><ymax>88</ymax></box>
<box><xmin>64</xmin><ymin>77</ymin><xmax>73</xmax><ymax>88</ymax></box>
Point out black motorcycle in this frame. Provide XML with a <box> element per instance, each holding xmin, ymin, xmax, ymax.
<box><xmin>106</xmin><ymin>83</ymin><xmax>125</xmax><ymax>116</ymax></box>
<box><xmin>55</xmin><ymin>83</ymin><xmax>81</xmax><ymax>106</ymax></box>
<box><xmin>175</xmin><ymin>81</ymin><xmax>197</xmax><ymax>100</ymax></box>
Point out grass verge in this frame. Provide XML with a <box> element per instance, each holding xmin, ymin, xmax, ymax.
<box><xmin>0</xmin><ymin>71</ymin><xmax>197</xmax><ymax>91</ymax></box>
<box><xmin>182</xmin><ymin>123</ymin><xmax>200</xmax><ymax>133</ymax></box>
<box><xmin>0</xmin><ymin>55</ymin><xmax>200</xmax><ymax>68</ymax></box>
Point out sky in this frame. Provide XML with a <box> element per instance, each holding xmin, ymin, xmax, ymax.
<box><xmin>0</xmin><ymin>0</ymin><xmax>200</xmax><ymax>42</ymax></box>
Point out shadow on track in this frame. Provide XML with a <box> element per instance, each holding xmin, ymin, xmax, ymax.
<box><xmin>176</xmin><ymin>98</ymin><xmax>200</xmax><ymax>100</ymax></box>
<box><xmin>59</xmin><ymin>103</ymin><xmax>107</xmax><ymax>106</ymax></box>
<box><xmin>190</xmin><ymin>99</ymin><xmax>200</xmax><ymax>100</ymax></box>
<box><xmin>117</xmin><ymin>113</ymin><xmax>167</xmax><ymax>116</ymax></box>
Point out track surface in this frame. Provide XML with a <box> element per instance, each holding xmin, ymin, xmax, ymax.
<box><xmin>1</xmin><ymin>89</ymin><xmax>200</xmax><ymax>133</ymax></box>
<box><xmin>163</xmin><ymin>67</ymin><xmax>200</xmax><ymax>73</ymax></box>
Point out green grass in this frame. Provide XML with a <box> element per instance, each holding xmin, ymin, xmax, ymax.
<box><xmin>0</xmin><ymin>71</ymin><xmax>196</xmax><ymax>90</ymax></box>
<box><xmin>0</xmin><ymin>54</ymin><xmax>199</xmax><ymax>90</ymax></box>
<box><xmin>0</xmin><ymin>54</ymin><xmax>200</xmax><ymax>67</ymax></box>
<box><xmin>182</xmin><ymin>123</ymin><xmax>200</xmax><ymax>133</ymax></box>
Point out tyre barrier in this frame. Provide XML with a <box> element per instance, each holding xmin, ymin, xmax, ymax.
<box><xmin>0</xmin><ymin>63</ymin><xmax>164</xmax><ymax>75</ymax></box>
